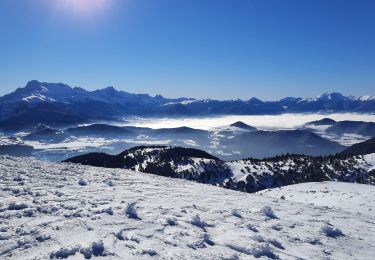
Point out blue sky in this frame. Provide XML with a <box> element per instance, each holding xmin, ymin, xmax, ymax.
<box><xmin>0</xmin><ymin>0</ymin><xmax>374</xmax><ymax>100</ymax></box>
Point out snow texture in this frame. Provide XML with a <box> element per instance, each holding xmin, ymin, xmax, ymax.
<box><xmin>1</xmin><ymin>156</ymin><xmax>375</xmax><ymax>259</ymax></box>
<box><xmin>257</xmin><ymin>181</ymin><xmax>375</xmax><ymax>216</ymax></box>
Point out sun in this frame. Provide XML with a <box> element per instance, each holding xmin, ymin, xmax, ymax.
<box><xmin>56</xmin><ymin>0</ymin><xmax>111</xmax><ymax>15</ymax></box>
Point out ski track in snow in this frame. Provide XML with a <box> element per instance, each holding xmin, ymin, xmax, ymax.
<box><xmin>0</xmin><ymin>156</ymin><xmax>375</xmax><ymax>259</ymax></box>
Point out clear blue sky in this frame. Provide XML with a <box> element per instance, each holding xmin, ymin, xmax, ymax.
<box><xmin>0</xmin><ymin>0</ymin><xmax>374</xmax><ymax>100</ymax></box>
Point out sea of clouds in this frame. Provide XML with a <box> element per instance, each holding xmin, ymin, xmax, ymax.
<box><xmin>120</xmin><ymin>113</ymin><xmax>375</xmax><ymax>131</ymax></box>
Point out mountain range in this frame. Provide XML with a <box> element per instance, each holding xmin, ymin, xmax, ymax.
<box><xmin>0</xmin><ymin>80</ymin><xmax>374</xmax><ymax>130</ymax></box>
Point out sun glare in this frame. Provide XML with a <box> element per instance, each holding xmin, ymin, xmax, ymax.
<box><xmin>56</xmin><ymin>0</ymin><xmax>110</xmax><ymax>15</ymax></box>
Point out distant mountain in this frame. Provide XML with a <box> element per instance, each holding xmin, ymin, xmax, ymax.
<box><xmin>65</xmin><ymin>146</ymin><xmax>375</xmax><ymax>193</ymax></box>
<box><xmin>66</xmin><ymin>124</ymin><xmax>134</xmax><ymax>137</ymax></box>
<box><xmin>162</xmin><ymin>98</ymin><xmax>284</xmax><ymax>115</ymax></box>
<box><xmin>230</xmin><ymin>121</ymin><xmax>257</xmax><ymax>131</ymax></box>
<box><xmin>0</xmin><ymin>144</ymin><xmax>34</xmax><ymax>157</ymax></box>
<box><xmin>326</xmin><ymin>121</ymin><xmax>375</xmax><ymax>137</ymax></box>
<box><xmin>306</xmin><ymin>118</ymin><xmax>337</xmax><ymax>126</ymax></box>
<box><xmin>0</xmin><ymin>80</ymin><xmax>190</xmax><ymax>107</ymax></box>
<box><xmin>153</xmin><ymin>126</ymin><xmax>208</xmax><ymax>136</ymax></box>
<box><xmin>0</xmin><ymin>80</ymin><xmax>191</xmax><ymax>130</ymax></box>
<box><xmin>278</xmin><ymin>92</ymin><xmax>361</xmax><ymax>112</ymax></box>
<box><xmin>221</xmin><ymin>129</ymin><xmax>345</xmax><ymax>158</ymax></box>
<box><xmin>24</xmin><ymin>128</ymin><xmax>66</xmax><ymax>143</ymax></box>
<box><xmin>339</xmin><ymin>137</ymin><xmax>375</xmax><ymax>156</ymax></box>
<box><xmin>0</xmin><ymin>102</ymin><xmax>85</xmax><ymax>131</ymax></box>
<box><xmin>0</xmin><ymin>81</ymin><xmax>374</xmax><ymax>130</ymax></box>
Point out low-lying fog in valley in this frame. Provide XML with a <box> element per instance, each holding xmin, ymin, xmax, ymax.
<box><xmin>1</xmin><ymin>113</ymin><xmax>374</xmax><ymax>162</ymax></box>
<box><xmin>119</xmin><ymin>113</ymin><xmax>375</xmax><ymax>131</ymax></box>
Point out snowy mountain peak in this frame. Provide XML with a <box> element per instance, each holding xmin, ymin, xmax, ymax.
<box><xmin>20</xmin><ymin>81</ymin><xmax>80</xmax><ymax>103</ymax></box>
<box><xmin>0</xmin><ymin>81</ymin><xmax>73</xmax><ymax>104</ymax></box>
<box><xmin>24</xmin><ymin>80</ymin><xmax>44</xmax><ymax>90</ymax></box>
<box><xmin>25</xmin><ymin>80</ymin><xmax>73</xmax><ymax>92</ymax></box>
<box><xmin>358</xmin><ymin>95</ymin><xmax>375</xmax><ymax>101</ymax></box>
<box><xmin>0</xmin><ymin>81</ymin><xmax>374</xmax><ymax>131</ymax></box>
<box><xmin>317</xmin><ymin>92</ymin><xmax>347</xmax><ymax>101</ymax></box>
<box><xmin>98</xmin><ymin>86</ymin><xmax>118</xmax><ymax>94</ymax></box>
<box><xmin>248</xmin><ymin>97</ymin><xmax>263</xmax><ymax>103</ymax></box>
<box><xmin>279</xmin><ymin>96</ymin><xmax>302</xmax><ymax>102</ymax></box>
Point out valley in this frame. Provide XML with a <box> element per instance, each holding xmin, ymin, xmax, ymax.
<box><xmin>1</xmin><ymin>115</ymin><xmax>374</xmax><ymax>161</ymax></box>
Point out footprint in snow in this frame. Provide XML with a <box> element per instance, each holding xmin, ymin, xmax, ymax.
<box><xmin>259</xmin><ymin>206</ymin><xmax>278</xmax><ymax>219</ymax></box>
<box><xmin>124</xmin><ymin>202</ymin><xmax>141</xmax><ymax>220</ymax></box>
<box><xmin>190</xmin><ymin>214</ymin><xmax>214</xmax><ymax>231</ymax></box>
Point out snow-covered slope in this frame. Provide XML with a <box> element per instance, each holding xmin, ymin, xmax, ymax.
<box><xmin>1</xmin><ymin>156</ymin><xmax>375</xmax><ymax>259</ymax></box>
<box><xmin>257</xmin><ymin>182</ymin><xmax>375</xmax><ymax>216</ymax></box>
<box><xmin>225</xmin><ymin>153</ymin><xmax>375</xmax><ymax>191</ymax></box>
<box><xmin>66</xmin><ymin>147</ymin><xmax>375</xmax><ymax>193</ymax></box>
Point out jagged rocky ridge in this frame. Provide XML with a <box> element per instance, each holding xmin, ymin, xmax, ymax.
<box><xmin>65</xmin><ymin>145</ymin><xmax>375</xmax><ymax>193</ymax></box>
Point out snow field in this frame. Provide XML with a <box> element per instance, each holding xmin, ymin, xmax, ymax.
<box><xmin>0</xmin><ymin>156</ymin><xmax>375</xmax><ymax>259</ymax></box>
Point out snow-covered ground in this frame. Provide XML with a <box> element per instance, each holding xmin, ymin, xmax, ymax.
<box><xmin>1</xmin><ymin>156</ymin><xmax>375</xmax><ymax>259</ymax></box>
<box><xmin>257</xmin><ymin>182</ymin><xmax>375</xmax><ymax>216</ymax></box>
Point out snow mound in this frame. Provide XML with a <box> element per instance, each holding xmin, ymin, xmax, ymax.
<box><xmin>0</xmin><ymin>156</ymin><xmax>375</xmax><ymax>259</ymax></box>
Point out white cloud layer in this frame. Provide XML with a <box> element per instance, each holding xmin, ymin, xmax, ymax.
<box><xmin>120</xmin><ymin>113</ymin><xmax>375</xmax><ymax>131</ymax></box>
